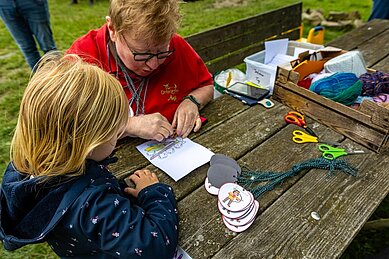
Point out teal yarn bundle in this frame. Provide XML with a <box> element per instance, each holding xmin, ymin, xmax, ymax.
<box><xmin>237</xmin><ymin>158</ymin><xmax>358</xmax><ymax>199</ymax></box>
<box><xmin>309</xmin><ymin>73</ymin><xmax>362</xmax><ymax>106</ymax></box>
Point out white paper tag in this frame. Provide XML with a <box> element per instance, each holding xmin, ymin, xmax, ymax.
<box><xmin>204</xmin><ymin>177</ymin><xmax>219</xmax><ymax>195</ymax></box>
<box><xmin>218</xmin><ymin>183</ymin><xmax>253</xmax><ymax>212</ymax></box>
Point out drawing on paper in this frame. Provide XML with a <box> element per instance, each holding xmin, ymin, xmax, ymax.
<box><xmin>222</xmin><ymin>189</ymin><xmax>242</xmax><ymax>207</ymax></box>
<box><xmin>144</xmin><ymin>137</ymin><xmax>185</xmax><ymax>160</ymax></box>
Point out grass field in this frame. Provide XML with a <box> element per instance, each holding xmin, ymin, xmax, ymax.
<box><xmin>1</xmin><ymin>0</ymin><xmax>388</xmax><ymax>258</ymax></box>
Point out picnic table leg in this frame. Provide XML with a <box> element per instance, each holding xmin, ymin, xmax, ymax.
<box><xmin>362</xmin><ymin>218</ymin><xmax>389</xmax><ymax>230</ymax></box>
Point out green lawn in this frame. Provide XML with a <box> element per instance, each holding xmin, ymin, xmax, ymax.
<box><xmin>1</xmin><ymin>0</ymin><xmax>388</xmax><ymax>258</ymax></box>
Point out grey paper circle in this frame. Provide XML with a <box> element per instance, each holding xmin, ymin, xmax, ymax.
<box><xmin>210</xmin><ymin>154</ymin><xmax>231</xmax><ymax>165</ymax></box>
<box><xmin>210</xmin><ymin>154</ymin><xmax>241</xmax><ymax>175</ymax></box>
<box><xmin>207</xmin><ymin>163</ymin><xmax>238</xmax><ymax>188</ymax></box>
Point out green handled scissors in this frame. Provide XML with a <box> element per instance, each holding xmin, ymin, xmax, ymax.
<box><xmin>292</xmin><ymin>130</ymin><xmax>341</xmax><ymax>146</ymax></box>
<box><xmin>318</xmin><ymin>144</ymin><xmax>365</xmax><ymax>160</ymax></box>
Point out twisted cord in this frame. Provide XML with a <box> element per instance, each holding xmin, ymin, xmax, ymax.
<box><xmin>238</xmin><ymin>158</ymin><xmax>358</xmax><ymax>199</ymax></box>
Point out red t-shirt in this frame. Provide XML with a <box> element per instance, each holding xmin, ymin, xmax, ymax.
<box><xmin>67</xmin><ymin>24</ymin><xmax>213</xmax><ymax>122</ymax></box>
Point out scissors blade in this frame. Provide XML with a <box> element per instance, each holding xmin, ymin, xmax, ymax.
<box><xmin>304</xmin><ymin>126</ymin><xmax>317</xmax><ymax>137</ymax></box>
<box><xmin>347</xmin><ymin>150</ymin><xmax>366</xmax><ymax>155</ymax></box>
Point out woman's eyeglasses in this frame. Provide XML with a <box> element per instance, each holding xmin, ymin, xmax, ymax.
<box><xmin>122</xmin><ymin>36</ymin><xmax>175</xmax><ymax>62</ymax></box>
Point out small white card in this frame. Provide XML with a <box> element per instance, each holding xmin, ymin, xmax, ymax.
<box><xmin>264</xmin><ymin>38</ymin><xmax>289</xmax><ymax>64</ymax></box>
<box><xmin>218</xmin><ymin>183</ymin><xmax>253</xmax><ymax>212</ymax></box>
<box><xmin>137</xmin><ymin>137</ymin><xmax>214</xmax><ymax>181</ymax></box>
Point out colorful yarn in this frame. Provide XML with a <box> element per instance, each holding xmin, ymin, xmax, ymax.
<box><xmin>309</xmin><ymin>72</ymin><xmax>362</xmax><ymax>106</ymax></box>
<box><xmin>373</xmin><ymin>93</ymin><xmax>389</xmax><ymax>104</ymax></box>
<box><xmin>359</xmin><ymin>71</ymin><xmax>389</xmax><ymax>96</ymax></box>
<box><xmin>237</xmin><ymin>158</ymin><xmax>357</xmax><ymax>199</ymax></box>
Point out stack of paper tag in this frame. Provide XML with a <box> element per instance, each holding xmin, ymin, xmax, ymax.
<box><xmin>217</xmin><ymin>183</ymin><xmax>259</xmax><ymax>232</ymax></box>
<box><xmin>204</xmin><ymin>154</ymin><xmax>258</xmax><ymax>232</ymax></box>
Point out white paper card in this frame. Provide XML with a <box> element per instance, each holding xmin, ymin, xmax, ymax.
<box><xmin>264</xmin><ymin>38</ymin><xmax>288</xmax><ymax>64</ymax></box>
<box><xmin>245</xmin><ymin>65</ymin><xmax>275</xmax><ymax>89</ymax></box>
<box><xmin>137</xmin><ymin>137</ymin><xmax>214</xmax><ymax>181</ymax></box>
<box><xmin>266</xmin><ymin>54</ymin><xmax>296</xmax><ymax>67</ymax></box>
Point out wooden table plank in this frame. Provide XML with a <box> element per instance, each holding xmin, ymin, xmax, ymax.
<box><xmin>178</xmin><ymin>124</ymin><xmax>348</xmax><ymax>258</ymax></box>
<box><xmin>213</xmin><ymin>141</ymin><xmax>388</xmax><ymax>258</ymax></box>
<box><xmin>372</xmin><ymin>55</ymin><xmax>389</xmax><ymax>71</ymax></box>
<box><xmin>353</xmin><ymin>28</ymin><xmax>389</xmax><ymax>68</ymax></box>
<box><xmin>327</xmin><ymin>19</ymin><xmax>389</xmax><ymax>51</ymax></box>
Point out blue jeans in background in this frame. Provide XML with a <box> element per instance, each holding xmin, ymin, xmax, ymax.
<box><xmin>0</xmin><ymin>0</ymin><xmax>56</xmax><ymax>69</ymax></box>
<box><xmin>369</xmin><ymin>0</ymin><xmax>389</xmax><ymax>21</ymax></box>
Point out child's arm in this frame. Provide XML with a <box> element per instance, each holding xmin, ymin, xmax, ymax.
<box><xmin>75</xmin><ymin>177</ymin><xmax>178</xmax><ymax>258</ymax></box>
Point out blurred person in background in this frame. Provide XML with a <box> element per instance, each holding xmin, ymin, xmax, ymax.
<box><xmin>0</xmin><ymin>0</ymin><xmax>56</xmax><ymax>69</ymax></box>
<box><xmin>368</xmin><ymin>0</ymin><xmax>389</xmax><ymax>20</ymax></box>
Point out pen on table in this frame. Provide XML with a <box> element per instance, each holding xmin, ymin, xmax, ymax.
<box><xmin>149</xmin><ymin>141</ymin><xmax>176</xmax><ymax>160</ymax></box>
<box><xmin>246</xmin><ymin>81</ymin><xmax>267</xmax><ymax>89</ymax></box>
<box><xmin>226</xmin><ymin>71</ymin><xmax>232</xmax><ymax>87</ymax></box>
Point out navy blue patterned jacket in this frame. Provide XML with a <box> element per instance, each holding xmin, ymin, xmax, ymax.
<box><xmin>0</xmin><ymin>159</ymin><xmax>178</xmax><ymax>258</ymax></box>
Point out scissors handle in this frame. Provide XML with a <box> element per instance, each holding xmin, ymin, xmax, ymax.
<box><xmin>292</xmin><ymin>130</ymin><xmax>318</xmax><ymax>144</ymax></box>
<box><xmin>288</xmin><ymin>111</ymin><xmax>304</xmax><ymax>120</ymax></box>
<box><xmin>318</xmin><ymin>144</ymin><xmax>347</xmax><ymax>160</ymax></box>
<box><xmin>322</xmin><ymin>151</ymin><xmax>348</xmax><ymax>160</ymax></box>
<box><xmin>284</xmin><ymin>114</ymin><xmax>303</xmax><ymax>127</ymax></box>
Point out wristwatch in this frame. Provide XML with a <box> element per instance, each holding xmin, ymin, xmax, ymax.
<box><xmin>183</xmin><ymin>95</ymin><xmax>201</xmax><ymax>110</ymax></box>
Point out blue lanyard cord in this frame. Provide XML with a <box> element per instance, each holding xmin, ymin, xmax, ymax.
<box><xmin>107</xmin><ymin>42</ymin><xmax>149</xmax><ymax>115</ymax></box>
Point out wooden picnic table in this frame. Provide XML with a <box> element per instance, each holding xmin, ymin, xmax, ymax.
<box><xmin>111</xmin><ymin>19</ymin><xmax>389</xmax><ymax>258</ymax></box>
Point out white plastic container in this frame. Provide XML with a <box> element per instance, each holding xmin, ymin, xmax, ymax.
<box><xmin>244</xmin><ymin>41</ymin><xmax>324</xmax><ymax>94</ymax></box>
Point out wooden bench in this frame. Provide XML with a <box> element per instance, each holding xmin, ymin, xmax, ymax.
<box><xmin>185</xmin><ymin>2</ymin><xmax>302</xmax><ymax>74</ymax></box>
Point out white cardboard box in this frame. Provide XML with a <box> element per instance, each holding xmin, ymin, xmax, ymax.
<box><xmin>244</xmin><ymin>41</ymin><xmax>324</xmax><ymax>94</ymax></box>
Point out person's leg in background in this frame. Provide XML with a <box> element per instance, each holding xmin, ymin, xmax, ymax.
<box><xmin>0</xmin><ymin>2</ymin><xmax>41</xmax><ymax>69</ymax></box>
<box><xmin>368</xmin><ymin>0</ymin><xmax>389</xmax><ymax>21</ymax></box>
<box><xmin>21</xmin><ymin>0</ymin><xmax>56</xmax><ymax>66</ymax></box>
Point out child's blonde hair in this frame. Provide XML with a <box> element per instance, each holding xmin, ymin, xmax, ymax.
<box><xmin>11</xmin><ymin>53</ymin><xmax>129</xmax><ymax>178</ymax></box>
<box><xmin>109</xmin><ymin>0</ymin><xmax>181</xmax><ymax>45</ymax></box>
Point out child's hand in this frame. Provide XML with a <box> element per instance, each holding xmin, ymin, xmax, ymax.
<box><xmin>124</xmin><ymin>169</ymin><xmax>159</xmax><ymax>198</ymax></box>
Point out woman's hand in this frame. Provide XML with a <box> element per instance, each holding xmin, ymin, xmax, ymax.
<box><xmin>172</xmin><ymin>99</ymin><xmax>202</xmax><ymax>138</ymax></box>
<box><xmin>124</xmin><ymin>169</ymin><xmax>159</xmax><ymax>198</ymax></box>
<box><xmin>122</xmin><ymin>113</ymin><xmax>174</xmax><ymax>141</ymax></box>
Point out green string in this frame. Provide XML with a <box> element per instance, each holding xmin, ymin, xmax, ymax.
<box><xmin>237</xmin><ymin>158</ymin><xmax>358</xmax><ymax>199</ymax></box>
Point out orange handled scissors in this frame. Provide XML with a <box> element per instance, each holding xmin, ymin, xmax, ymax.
<box><xmin>284</xmin><ymin>111</ymin><xmax>317</xmax><ymax>137</ymax></box>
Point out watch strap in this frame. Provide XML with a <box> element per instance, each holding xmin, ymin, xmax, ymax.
<box><xmin>183</xmin><ymin>95</ymin><xmax>201</xmax><ymax>109</ymax></box>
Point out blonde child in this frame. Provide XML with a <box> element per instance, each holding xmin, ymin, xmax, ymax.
<box><xmin>0</xmin><ymin>54</ymin><xmax>178</xmax><ymax>258</ymax></box>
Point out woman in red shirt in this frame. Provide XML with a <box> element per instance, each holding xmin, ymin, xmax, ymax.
<box><xmin>68</xmin><ymin>0</ymin><xmax>214</xmax><ymax>141</ymax></box>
